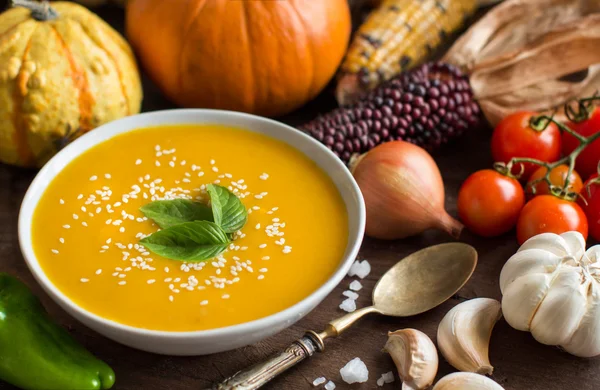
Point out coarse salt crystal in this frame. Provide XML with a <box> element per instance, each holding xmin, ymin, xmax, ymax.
<box><xmin>349</xmin><ymin>280</ymin><xmax>363</xmax><ymax>291</ymax></box>
<box><xmin>377</xmin><ymin>372</ymin><xmax>395</xmax><ymax>387</ymax></box>
<box><xmin>348</xmin><ymin>260</ymin><xmax>371</xmax><ymax>279</ymax></box>
<box><xmin>343</xmin><ymin>290</ymin><xmax>359</xmax><ymax>300</ymax></box>
<box><xmin>312</xmin><ymin>377</ymin><xmax>326</xmax><ymax>386</ymax></box>
<box><xmin>340</xmin><ymin>357</ymin><xmax>369</xmax><ymax>384</ymax></box>
<box><xmin>324</xmin><ymin>381</ymin><xmax>336</xmax><ymax>390</ymax></box>
<box><xmin>339</xmin><ymin>298</ymin><xmax>356</xmax><ymax>313</ymax></box>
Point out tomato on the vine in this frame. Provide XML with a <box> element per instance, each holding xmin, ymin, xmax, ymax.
<box><xmin>516</xmin><ymin>195</ymin><xmax>588</xmax><ymax>245</ymax></box>
<box><xmin>458</xmin><ymin>170</ymin><xmax>525</xmax><ymax>237</ymax></box>
<box><xmin>563</xmin><ymin>107</ymin><xmax>600</xmax><ymax>180</ymax></box>
<box><xmin>579</xmin><ymin>174</ymin><xmax>600</xmax><ymax>242</ymax></box>
<box><xmin>492</xmin><ymin>111</ymin><xmax>561</xmax><ymax>179</ymax></box>
<box><xmin>527</xmin><ymin>165</ymin><xmax>583</xmax><ymax>197</ymax></box>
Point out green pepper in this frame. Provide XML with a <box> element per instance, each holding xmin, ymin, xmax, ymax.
<box><xmin>0</xmin><ymin>273</ymin><xmax>115</xmax><ymax>390</ymax></box>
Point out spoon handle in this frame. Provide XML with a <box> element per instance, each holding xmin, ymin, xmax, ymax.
<box><xmin>212</xmin><ymin>334</ymin><xmax>322</xmax><ymax>390</ymax></box>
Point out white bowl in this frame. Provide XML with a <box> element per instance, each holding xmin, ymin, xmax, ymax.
<box><xmin>18</xmin><ymin>109</ymin><xmax>365</xmax><ymax>356</ymax></box>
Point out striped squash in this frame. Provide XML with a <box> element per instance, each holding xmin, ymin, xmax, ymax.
<box><xmin>0</xmin><ymin>0</ymin><xmax>142</xmax><ymax>167</ymax></box>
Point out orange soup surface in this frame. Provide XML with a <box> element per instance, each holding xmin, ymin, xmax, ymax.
<box><xmin>32</xmin><ymin>125</ymin><xmax>348</xmax><ymax>331</ymax></box>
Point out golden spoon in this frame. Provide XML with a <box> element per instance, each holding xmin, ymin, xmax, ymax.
<box><xmin>214</xmin><ymin>242</ymin><xmax>477</xmax><ymax>390</ymax></box>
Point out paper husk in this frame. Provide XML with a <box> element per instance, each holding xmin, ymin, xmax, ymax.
<box><xmin>444</xmin><ymin>0</ymin><xmax>600</xmax><ymax>126</ymax></box>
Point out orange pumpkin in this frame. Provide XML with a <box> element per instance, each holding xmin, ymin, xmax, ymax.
<box><xmin>126</xmin><ymin>0</ymin><xmax>351</xmax><ymax>117</ymax></box>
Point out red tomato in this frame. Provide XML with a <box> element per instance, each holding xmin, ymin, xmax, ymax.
<box><xmin>517</xmin><ymin>195</ymin><xmax>588</xmax><ymax>244</ymax></box>
<box><xmin>458</xmin><ymin>170</ymin><xmax>525</xmax><ymax>237</ymax></box>
<box><xmin>492</xmin><ymin>112</ymin><xmax>561</xmax><ymax>179</ymax></box>
<box><xmin>563</xmin><ymin>107</ymin><xmax>600</xmax><ymax>180</ymax></box>
<box><xmin>527</xmin><ymin>165</ymin><xmax>583</xmax><ymax>197</ymax></box>
<box><xmin>579</xmin><ymin>174</ymin><xmax>600</xmax><ymax>242</ymax></box>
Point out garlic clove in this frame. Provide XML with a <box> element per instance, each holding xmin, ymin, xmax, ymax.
<box><xmin>437</xmin><ymin>298</ymin><xmax>501</xmax><ymax>375</ymax></box>
<box><xmin>517</xmin><ymin>232</ymin><xmax>585</xmax><ymax>258</ymax></box>
<box><xmin>432</xmin><ymin>372</ymin><xmax>505</xmax><ymax>390</ymax></box>
<box><xmin>384</xmin><ymin>329</ymin><xmax>438</xmax><ymax>390</ymax></box>
<box><xmin>499</xmin><ymin>249</ymin><xmax>561</xmax><ymax>294</ymax></box>
<box><xmin>530</xmin><ymin>268</ymin><xmax>589</xmax><ymax>346</ymax></box>
<box><xmin>501</xmin><ymin>273</ymin><xmax>550</xmax><ymax>332</ymax></box>
<box><xmin>559</xmin><ymin>231</ymin><xmax>587</xmax><ymax>259</ymax></box>
<box><xmin>563</xmin><ymin>281</ymin><xmax>600</xmax><ymax>357</ymax></box>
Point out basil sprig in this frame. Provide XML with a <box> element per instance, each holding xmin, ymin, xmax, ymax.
<box><xmin>139</xmin><ymin>185</ymin><xmax>247</xmax><ymax>261</ymax></box>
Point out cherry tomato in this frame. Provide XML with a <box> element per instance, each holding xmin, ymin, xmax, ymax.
<box><xmin>516</xmin><ymin>195</ymin><xmax>588</xmax><ymax>244</ymax></box>
<box><xmin>527</xmin><ymin>165</ymin><xmax>583</xmax><ymax>197</ymax></box>
<box><xmin>563</xmin><ymin>107</ymin><xmax>600</xmax><ymax>180</ymax></box>
<box><xmin>458</xmin><ymin>170</ymin><xmax>525</xmax><ymax>237</ymax></box>
<box><xmin>492</xmin><ymin>112</ymin><xmax>561</xmax><ymax>179</ymax></box>
<box><xmin>579</xmin><ymin>174</ymin><xmax>600</xmax><ymax>242</ymax></box>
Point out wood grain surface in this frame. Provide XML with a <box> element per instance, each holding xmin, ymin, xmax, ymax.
<box><xmin>0</xmin><ymin>3</ymin><xmax>598</xmax><ymax>390</ymax></box>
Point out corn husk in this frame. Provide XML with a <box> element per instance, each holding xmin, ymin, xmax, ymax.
<box><xmin>444</xmin><ymin>0</ymin><xmax>600</xmax><ymax>126</ymax></box>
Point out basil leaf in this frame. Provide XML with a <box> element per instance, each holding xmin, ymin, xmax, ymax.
<box><xmin>140</xmin><ymin>199</ymin><xmax>213</xmax><ymax>228</ymax></box>
<box><xmin>140</xmin><ymin>221</ymin><xmax>229</xmax><ymax>261</ymax></box>
<box><xmin>206</xmin><ymin>184</ymin><xmax>248</xmax><ymax>233</ymax></box>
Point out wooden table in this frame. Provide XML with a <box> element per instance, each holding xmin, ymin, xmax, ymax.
<box><xmin>1</xmin><ymin>4</ymin><xmax>599</xmax><ymax>390</ymax></box>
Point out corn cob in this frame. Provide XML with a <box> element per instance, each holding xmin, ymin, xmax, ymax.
<box><xmin>337</xmin><ymin>0</ymin><xmax>478</xmax><ymax>105</ymax></box>
<box><xmin>302</xmin><ymin>62</ymin><xmax>480</xmax><ymax>163</ymax></box>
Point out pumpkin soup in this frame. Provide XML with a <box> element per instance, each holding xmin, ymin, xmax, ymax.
<box><xmin>31</xmin><ymin>125</ymin><xmax>348</xmax><ymax>331</ymax></box>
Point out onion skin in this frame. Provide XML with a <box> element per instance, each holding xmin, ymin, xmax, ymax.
<box><xmin>351</xmin><ymin>141</ymin><xmax>463</xmax><ymax>240</ymax></box>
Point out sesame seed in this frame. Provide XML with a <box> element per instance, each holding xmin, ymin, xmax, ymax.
<box><xmin>118</xmin><ymin>281</ymin><xmax>126</xmax><ymax>285</ymax></box>
<box><xmin>210</xmin><ymin>159</ymin><xmax>215</xmax><ymax>165</ymax></box>
<box><xmin>212</xmin><ymin>167</ymin><xmax>218</xmax><ymax>172</ymax></box>
<box><xmin>259</xmin><ymin>268</ymin><xmax>268</xmax><ymax>273</ymax></box>
<box><xmin>255</xmin><ymin>223</ymin><xmax>261</xmax><ymax>229</ymax></box>
<box><xmin>164</xmin><ymin>267</ymin><xmax>169</xmax><ymax>273</ymax></box>
<box><xmin>200</xmin><ymin>300</ymin><xmax>209</xmax><ymax>306</ymax></box>
<box><xmin>95</xmin><ymin>269</ymin><xmax>102</xmax><ymax>275</ymax></box>
<box><xmin>169</xmin><ymin>295</ymin><xmax>174</xmax><ymax>302</ymax></box>
<box><xmin>59</xmin><ymin>199</ymin><xmax>65</xmax><ymax>204</ymax></box>
<box><xmin>198</xmin><ymin>172</ymin><xmax>205</xmax><ymax>177</ymax></box>
<box><xmin>155</xmin><ymin>161</ymin><xmax>161</xmax><ymax>167</ymax></box>
<box><xmin>147</xmin><ymin>279</ymin><xmax>156</xmax><ymax>284</ymax></box>
<box><xmin>51</xmin><ymin>249</ymin><xmax>59</xmax><ymax>254</ymax></box>
<box><xmin>72</xmin><ymin>214</ymin><xmax>79</xmax><ymax>220</ymax></box>
<box><xmin>258</xmin><ymin>275</ymin><xmax>265</xmax><ymax>280</ymax></box>
<box><xmin>169</xmin><ymin>161</ymin><xmax>175</xmax><ymax>167</ymax></box>
<box><xmin>105</xmin><ymin>173</ymin><xmax>111</xmax><ymax>179</ymax></box>
<box><xmin>259</xmin><ymin>173</ymin><xmax>269</xmax><ymax>180</ymax></box>
<box><xmin>89</xmin><ymin>175</ymin><xmax>98</xmax><ymax>181</ymax></box>
<box><xmin>80</xmin><ymin>278</ymin><xmax>89</xmax><ymax>283</ymax></box>
<box><xmin>82</xmin><ymin>222</ymin><xmax>88</xmax><ymax>227</ymax></box>
<box><xmin>119</xmin><ymin>227</ymin><xmax>125</xmax><ymax>233</ymax></box>
<box><xmin>222</xmin><ymin>294</ymin><xmax>230</xmax><ymax>299</ymax></box>
<box><xmin>77</xmin><ymin>194</ymin><xmax>84</xmax><ymax>200</ymax></box>
<box><xmin>259</xmin><ymin>244</ymin><xmax>267</xmax><ymax>249</ymax></box>
<box><xmin>136</xmin><ymin>159</ymin><xmax>142</xmax><ymax>165</ymax></box>
<box><xmin>59</xmin><ymin>238</ymin><xmax>65</xmax><ymax>244</ymax></box>
<box><xmin>262</xmin><ymin>256</ymin><xmax>270</xmax><ymax>260</ymax></box>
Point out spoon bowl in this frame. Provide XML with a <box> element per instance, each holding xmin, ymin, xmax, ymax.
<box><xmin>373</xmin><ymin>243</ymin><xmax>478</xmax><ymax>317</ymax></box>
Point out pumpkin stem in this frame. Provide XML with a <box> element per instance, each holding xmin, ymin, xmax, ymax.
<box><xmin>11</xmin><ymin>0</ymin><xmax>58</xmax><ymax>21</ymax></box>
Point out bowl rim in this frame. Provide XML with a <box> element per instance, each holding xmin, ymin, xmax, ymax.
<box><xmin>18</xmin><ymin>109</ymin><xmax>366</xmax><ymax>338</ymax></box>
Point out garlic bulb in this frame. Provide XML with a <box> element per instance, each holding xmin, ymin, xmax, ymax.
<box><xmin>384</xmin><ymin>329</ymin><xmax>438</xmax><ymax>390</ymax></box>
<box><xmin>437</xmin><ymin>298</ymin><xmax>502</xmax><ymax>374</ymax></box>
<box><xmin>500</xmin><ymin>231</ymin><xmax>600</xmax><ymax>357</ymax></box>
<box><xmin>432</xmin><ymin>372</ymin><xmax>505</xmax><ymax>390</ymax></box>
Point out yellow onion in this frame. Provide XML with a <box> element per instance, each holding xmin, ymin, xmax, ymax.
<box><xmin>350</xmin><ymin>141</ymin><xmax>462</xmax><ymax>240</ymax></box>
